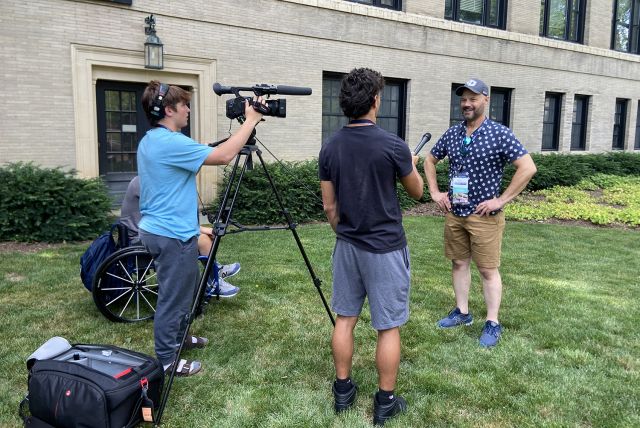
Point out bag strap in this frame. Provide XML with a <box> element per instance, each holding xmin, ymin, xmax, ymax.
<box><xmin>125</xmin><ymin>396</ymin><xmax>144</xmax><ymax>428</ymax></box>
<box><xmin>124</xmin><ymin>377</ymin><xmax>156</xmax><ymax>428</ymax></box>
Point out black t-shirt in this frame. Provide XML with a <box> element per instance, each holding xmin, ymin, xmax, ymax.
<box><xmin>319</xmin><ymin>125</ymin><xmax>414</xmax><ymax>253</ymax></box>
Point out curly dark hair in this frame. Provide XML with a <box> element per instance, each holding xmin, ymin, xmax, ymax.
<box><xmin>339</xmin><ymin>68</ymin><xmax>385</xmax><ymax>119</ymax></box>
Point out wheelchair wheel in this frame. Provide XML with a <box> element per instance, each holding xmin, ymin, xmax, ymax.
<box><xmin>92</xmin><ymin>246</ymin><xmax>158</xmax><ymax>323</ymax></box>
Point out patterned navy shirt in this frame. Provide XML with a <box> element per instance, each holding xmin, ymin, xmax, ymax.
<box><xmin>430</xmin><ymin>118</ymin><xmax>528</xmax><ymax>217</ymax></box>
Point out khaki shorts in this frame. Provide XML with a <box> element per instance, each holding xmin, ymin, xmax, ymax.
<box><xmin>444</xmin><ymin>211</ymin><xmax>505</xmax><ymax>268</ymax></box>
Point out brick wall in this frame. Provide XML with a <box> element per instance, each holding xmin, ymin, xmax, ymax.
<box><xmin>1</xmin><ymin>0</ymin><xmax>639</xmax><ymax>174</ymax></box>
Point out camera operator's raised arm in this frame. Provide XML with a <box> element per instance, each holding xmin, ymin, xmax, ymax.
<box><xmin>203</xmin><ymin>98</ymin><xmax>264</xmax><ymax>165</ymax></box>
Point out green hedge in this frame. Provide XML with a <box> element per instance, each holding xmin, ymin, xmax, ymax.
<box><xmin>213</xmin><ymin>153</ymin><xmax>640</xmax><ymax>225</ymax></box>
<box><xmin>0</xmin><ymin>162</ymin><xmax>113</xmax><ymax>242</ymax></box>
<box><xmin>210</xmin><ymin>158</ymin><xmax>448</xmax><ymax>224</ymax></box>
<box><xmin>209</xmin><ymin>159</ymin><xmax>325</xmax><ymax>224</ymax></box>
<box><xmin>503</xmin><ymin>152</ymin><xmax>640</xmax><ymax>191</ymax></box>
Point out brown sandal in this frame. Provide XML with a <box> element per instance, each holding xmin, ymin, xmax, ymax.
<box><xmin>165</xmin><ymin>358</ymin><xmax>202</xmax><ymax>377</ymax></box>
<box><xmin>183</xmin><ymin>335</ymin><xmax>209</xmax><ymax>350</ymax></box>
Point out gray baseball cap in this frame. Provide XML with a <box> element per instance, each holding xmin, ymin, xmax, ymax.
<box><xmin>455</xmin><ymin>78</ymin><xmax>489</xmax><ymax>96</ymax></box>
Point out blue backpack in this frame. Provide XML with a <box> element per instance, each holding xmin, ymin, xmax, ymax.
<box><xmin>80</xmin><ymin>224</ymin><xmax>128</xmax><ymax>292</ymax></box>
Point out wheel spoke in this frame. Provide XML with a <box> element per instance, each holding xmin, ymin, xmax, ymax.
<box><xmin>141</xmin><ymin>286</ymin><xmax>159</xmax><ymax>296</ymax></box>
<box><xmin>143</xmin><ymin>271</ymin><xmax>157</xmax><ymax>282</ymax></box>
<box><xmin>105</xmin><ymin>271</ymin><xmax>134</xmax><ymax>284</ymax></box>
<box><xmin>139</xmin><ymin>259</ymin><xmax>156</xmax><ymax>280</ymax></box>
<box><xmin>139</xmin><ymin>290</ymin><xmax>157</xmax><ymax>313</ymax></box>
<box><xmin>104</xmin><ymin>288</ymin><xmax>133</xmax><ymax>307</ymax></box>
<box><xmin>117</xmin><ymin>260</ymin><xmax>135</xmax><ymax>283</ymax></box>
<box><xmin>118</xmin><ymin>290</ymin><xmax>136</xmax><ymax>318</ymax></box>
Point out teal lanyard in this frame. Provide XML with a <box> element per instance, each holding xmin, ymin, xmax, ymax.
<box><xmin>457</xmin><ymin>135</ymin><xmax>474</xmax><ymax>172</ymax></box>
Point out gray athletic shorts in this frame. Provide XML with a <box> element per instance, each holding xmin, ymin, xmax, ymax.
<box><xmin>331</xmin><ymin>239</ymin><xmax>411</xmax><ymax>331</ymax></box>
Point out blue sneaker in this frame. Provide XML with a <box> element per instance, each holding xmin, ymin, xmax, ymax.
<box><xmin>437</xmin><ymin>307</ymin><xmax>473</xmax><ymax>328</ymax></box>
<box><xmin>217</xmin><ymin>262</ymin><xmax>241</xmax><ymax>279</ymax></box>
<box><xmin>205</xmin><ymin>278</ymin><xmax>240</xmax><ymax>300</ymax></box>
<box><xmin>479</xmin><ymin>321</ymin><xmax>502</xmax><ymax>348</ymax></box>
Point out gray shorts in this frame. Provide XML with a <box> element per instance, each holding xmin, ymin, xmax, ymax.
<box><xmin>331</xmin><ymin>239</ymin><xmax>411</xmax><ymax>331</ymax></box>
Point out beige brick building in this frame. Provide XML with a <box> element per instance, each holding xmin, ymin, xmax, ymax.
<box><xmin>1</xmin><ymin>0</ymin><xmax>639</xmax><ymax>202</ymax></box>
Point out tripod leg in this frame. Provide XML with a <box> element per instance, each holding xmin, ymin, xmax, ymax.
<box><xmin>154</xmin><ymin>151</ymin><xmax>251</xmax><ymax>426</ymax></box>
<box><xmin>255</xmin><ymin>150</ymin><xmax>335</xmax><ymax>326</ymax></box>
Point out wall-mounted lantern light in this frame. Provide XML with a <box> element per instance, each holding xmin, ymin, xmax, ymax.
<box><xmin>144</xmin><ymin>15</ymin><xmax>163</xmax><ymax>69</ymax></box>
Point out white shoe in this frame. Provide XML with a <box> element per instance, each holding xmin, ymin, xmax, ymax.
<box><xmin>205</xmin><ymin>278</ymin><xmax>240</xmax><ymax>299</ymax></box>
<box><xmin>218</xmin><ymin>262</ymin><xmax>241</xmax><ymax>279</ymax></box>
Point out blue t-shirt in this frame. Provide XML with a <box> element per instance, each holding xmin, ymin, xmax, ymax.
<box><xmin>137</xmin><ymin>127</ymin><xmax>213</xmax><ymax>241</ymax></box>
<box><xmin>319</xmin><ymin>125</ymin><xmax>414</xmax><ymax>253</ymax></box>
<box><xmin>430</xmin><ymin>118</ymin><xmax>528</xmax><ymax>217</ymax></box>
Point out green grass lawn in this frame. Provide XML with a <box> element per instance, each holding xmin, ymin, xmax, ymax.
<box><xmin>1</xmin><ymin>217</ymin><xmax>638</xmax><ymax>427</ymax></box>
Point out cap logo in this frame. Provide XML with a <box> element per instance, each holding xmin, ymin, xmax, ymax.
<box><xmin>466</xmin><ymin>79</ymin><xmax>477</xmax><ymax>87</ymax></box>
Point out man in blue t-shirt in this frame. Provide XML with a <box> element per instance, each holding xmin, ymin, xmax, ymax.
<box><xmin>424</xmin><ymin>78</ymin><xmax>537</xmax><ymax>348</ymax></box>
<box><xmin>319</xmin><ymin>68</ymin><xmax>423</xmax><ymax>426</ymax></box>
<box><xmin>138</xmin><ymin>80</ymin><xmax>263</xmax><ymax>376</ymax></box>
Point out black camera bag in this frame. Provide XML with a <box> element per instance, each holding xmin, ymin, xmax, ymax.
<box><xmin>20</xmin><ymin>342</ymin><xmax>163</xmax><ymax>428</ymax></box>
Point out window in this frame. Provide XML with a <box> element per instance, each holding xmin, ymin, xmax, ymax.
<box><xmin>449</xmin><ymin>83</ymin><xmax>465</xmax><ymax>128</ymax></box>
<box><xmin>636</xmin><ymin>103</ymin><xmax>640</xmax><ymax>149</ymax></box>
<box><xmin>612</xmin><ymin>0</ymin><xmax>640</xmax><ymax>53</ymax></box>
<box><xmin>322</xmin><ymin>76</ymin><xmax>348</xmax><ymax>142</ymax></box>
<box><xmin>571</xmin><ymin>95</ymin><xmax>589</xmax><ymax>151</ymax></box>
<box><xmin>539</xmin><ymin>0</ymin><xmax>585</xmax><ymax>43</ymax></box>
<box><xmin>445</xmin><ymin>0</ymin><xmax>507</xmax><ymax>29</ymax></box>
<box><xmin>542</xmin><ymin>92</ymin><xmax>563</xmax><ymax>151</ymax></box>
<box><xmin>322</xmin><ymin>73</ymin><xmax>407</xmax><ymax>142</ymax></box>
<box><xmin>489</xmin><ymin>87</ymin><xmax>512</xmax><ymax>127</ymax></box>
<box><xmin>613</xmin><ymin>98</ymin><xmax>628</xmax><ymax>150</ymax></box>
<box><xmin>346</xmin><ymin>0</ymin><xmax>402</xmax><ymax>10</ymax></box>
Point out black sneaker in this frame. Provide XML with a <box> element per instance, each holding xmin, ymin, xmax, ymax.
<box><xmin>373</xmin><ymin>394</ymin><xmax>407</xmax><ymax>426</ymax></box>
<box><xmin>332</xmin><ymin>379</ymin><xmax>358</xmax><ymax>413</ymax></box>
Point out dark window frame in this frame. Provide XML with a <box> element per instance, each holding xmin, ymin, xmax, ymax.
<box><xmin>613</xmin><ymin>98</ymin><xmax>629</xmax><ymax>150</ymax></box>
<box><xmin>489</xmin><ymin>87</ymin><xmax>512</xmax><ymax>127</ymax></box>
<box><xmin>346</xmin><ymin>0</ymin><xmax>402</xmax><ymax>10</ymax></box>
<box><xmin>539</xmin><ymin>0</ymin><xmax>586</xmax><ymax>43</ymax></box>
<box><xmin>635</xmin><ymin>102</ymin><xmax>640</xmax><ymax>150</ymax></box>
<box><xmin>612</xmin><ymin>0</ymin><xmax>640</xmax><ymax>54</ymax></box>
<box><xmin>321</xmin><ymin>72</ymin><xmax>408</xmax><ymax>142</ymax></box>
<box><xmin>449</xmin><ymin>83</ymin><xmax>465</xmax><ymax>128</ymax></box>
<box><xmin>570</xmin><ymin>95</ymin><xmax>589</xmax><ymax>151</ymax></box>
<box><xmin>542</xmin><ymin>92</ymin><xmax>563</xmax><ymax>151</ymax></box>
<box><xmin>445</xmin><ymin>0</ymin><xmax>508</xmax><ymax>29</ymax></box>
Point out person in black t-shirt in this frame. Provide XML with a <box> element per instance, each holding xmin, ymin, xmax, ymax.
<box><xmin>319</xmin><ymin>67</ymin><xmax>423</xmax><ymax>426</ymax></box>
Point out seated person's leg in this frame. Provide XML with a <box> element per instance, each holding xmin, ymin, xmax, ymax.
<box><xmin>198</xmin><ymin>228</ymin><xmax>240</xmax><ymax>298</ymax></box>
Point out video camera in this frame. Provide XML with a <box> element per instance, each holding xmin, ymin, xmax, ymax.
<box><xmin>213</xmin><ymin>83</ymin><xmax>312</xmax><ymax>120</ymax></box>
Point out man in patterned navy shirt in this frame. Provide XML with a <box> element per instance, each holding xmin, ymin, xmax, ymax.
<box><xmin>424</xmin><ymin>78</ymin><xmax>536</xmax><ymax>347</ymax></box>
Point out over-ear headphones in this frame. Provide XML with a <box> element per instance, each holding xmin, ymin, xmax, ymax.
<box><xmin>150</xmin><ymin>83</ymin><xmax>170</xmax><ymax>118</ymax></box>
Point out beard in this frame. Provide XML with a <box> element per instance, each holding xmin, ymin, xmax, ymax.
<box><xmin>463</xmin><ymin>105</ymin><xmax>484</xmax><ymax>122</ymax></box>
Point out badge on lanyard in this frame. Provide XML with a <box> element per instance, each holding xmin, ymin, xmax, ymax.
<box><xmin>451</xmin><ymin>172</ymin><xmax>470</xmax><ymax>205</ymax></box>
<box><xmin>450</xmin><ymin>135</ymin><xmax>473</xmax><ymax>205</ymax></box>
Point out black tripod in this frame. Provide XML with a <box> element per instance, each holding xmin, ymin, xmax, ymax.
<box><xmin>154</xmin><ymin>132</ymin><xmax>335</xmax><ymax>426</ymax></box>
